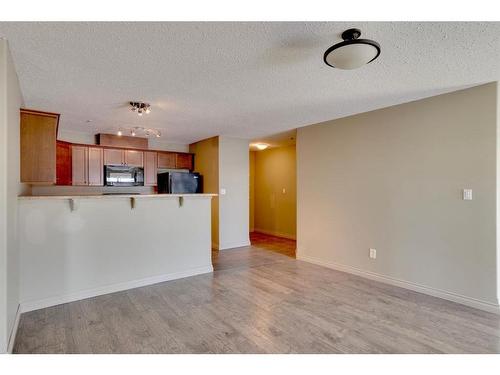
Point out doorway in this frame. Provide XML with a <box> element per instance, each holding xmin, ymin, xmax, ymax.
<box><xmin>249</xmin><ymin>131</ymin><xmax>297</xmax><ymax>257</ymax></box>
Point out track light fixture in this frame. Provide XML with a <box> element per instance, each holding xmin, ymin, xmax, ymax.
<box><xmin>116</xmin><ymin>126</ymin><xmax>161</xmax><ymax>138</ymax></box>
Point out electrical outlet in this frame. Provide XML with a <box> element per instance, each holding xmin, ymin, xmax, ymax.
<box><xmin>369</xmin><ymin>248</ymin><xmax>377</xmax><ymax>259</ymax></box>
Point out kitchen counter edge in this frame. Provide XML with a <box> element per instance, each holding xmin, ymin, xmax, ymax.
<box><xmin>18</xmin><ymin>193</ymin><xmax>218</xmax><ymax>200</ymax></box>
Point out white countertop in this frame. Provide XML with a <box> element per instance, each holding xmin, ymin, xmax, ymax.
<box><xmin>18</xmin><ymin>193</ymin><xmax>217</xmax><ymax>200</ymax></box>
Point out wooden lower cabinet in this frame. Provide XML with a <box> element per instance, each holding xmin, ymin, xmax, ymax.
<box><xmin>72</xmin><ymin>145</ymin><xmax>88</xmax><ymax>186</ymax></box>
<box><xmin>144</xmin><ymin>151</ymin><xmax>157</xmax><ymax>186</ymax></box>
<box><xmin>88</xmin><ymin>147</ymin><xmax>104</xmax><ymax>186</ymax></box>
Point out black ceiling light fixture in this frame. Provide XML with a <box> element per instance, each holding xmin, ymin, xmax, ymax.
<box><xmin>130</xmin><ymin>101</ymin><xmax>151</xmax><ymax>116</ymax></box>
<box><xmin>323</xmin><ymin>28</ymin><xmax>381</xmax><ymax>70</ymax></box>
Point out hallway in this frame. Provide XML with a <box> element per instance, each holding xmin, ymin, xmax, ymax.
<box><xmin>250</xmin><ymin>232</ymin><xmax>296</xmax><ymax>258</ymax></box>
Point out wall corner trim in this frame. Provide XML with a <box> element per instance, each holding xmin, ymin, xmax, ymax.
<box><xmin>218</xmin><ymin>240</ymin><xmax>251</xmax><ymax>251</ymax></box>
<box><xmin>7</xmin><ymin>304</ymin><xmax>21</xmax><ymax>353</ymax></box>
<box><xmin>253</xmin><ymin>228</ymin><xmax>297</xmax><ymax>240</ymax></box>
<box><xmin>297</xmin><ymin>253</ymin><xmax>500</xmax><ymax>315</ymax></box>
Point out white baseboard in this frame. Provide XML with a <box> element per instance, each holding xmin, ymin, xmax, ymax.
<box><xmin>218</xmin><ymin>240</ymin><xmax>251</xmax><ymax>250</ymax></box>
<box><xmin>253</xmin><ymin>228</ymin><xmax>296</xmax><ymax>240</ymax></box>
<box><xmin>20</xmin><ymin>265</ymin><xmax>213</xmax><ymax>313</ymax></box>
<box><xmin>7</xmin><ymin>305</ymin><xmax>21</xmax><ymax>353</ymax></box>
<box><xmin>297</xmin><ymin>253</ymin><xmax>500</xmax><ymax>315</ymax></box>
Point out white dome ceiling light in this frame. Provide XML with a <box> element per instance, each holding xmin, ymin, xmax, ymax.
<box><xmin>255</xmin><ymin>143</ymin><xmax>269</xmax><ymax>150</ymax></box>
<box><xmin>323</xmin><ymin>28</ymin><xmax>381</xmax><ymax>70</ymax></box>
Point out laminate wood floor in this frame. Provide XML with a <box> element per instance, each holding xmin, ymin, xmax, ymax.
<box><xmin>249</xmin><ymin>232</ymin><xmax>296</xmax><ymax>258</ymax></box>
<box><xmin>14</xmin><ymin>245</ymin><xmax>500</xmax><ymax>353</ymax></box>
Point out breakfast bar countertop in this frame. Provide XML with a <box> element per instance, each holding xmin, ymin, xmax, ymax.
<box><xmin>18</xmin><ymin>193</ymin><xmax>218</xmax><ymax>200</ymax></box>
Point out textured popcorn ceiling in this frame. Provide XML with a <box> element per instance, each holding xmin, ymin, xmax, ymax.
<box><xmin>0</xmin><ymin>22</ymin><xmax>499</xmax><ymax>144</ymax></box>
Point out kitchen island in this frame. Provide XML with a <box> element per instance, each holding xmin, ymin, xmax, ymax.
<box><xmin>17</xmin><ymin>193</ymin><xmax>216</xmax><ymax>312</ymax></box>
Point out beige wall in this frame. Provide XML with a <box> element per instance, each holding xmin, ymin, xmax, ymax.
<box><xmin>253</xmin><ymin>145</ymin><xmax>296</xmax><ymax>239</ymax></box>
<box><xmin>190</xmin><ymin>136</ymin><xmax>249</xmax><ymax>250</ymax></box>
<box><xmin>497</xmin><ymin>82</ymin><xmax>500</xmax><ymax>299</ymax></box>
<box><xmin>0</xmin><ymin>36</ymin><xmax>8</xmax><ymax>354</ymax></box>
<box><xmin>218</xmin><ymin>136</ymin><xmax>250</xmax><ymax>249</ymax></box>
<box><xmin>0</xmin><ymin>40</ymin><xmax>25</xmax><ymax>352</ymax></box>
<box><xmin>297</xmin><ymin>83</ymin><xmax>499</xmax><ymax>310</ymax></box>
<box><xmin>57</xmin><ymin>129</ymin><xmax>95</xmax><ymax>144</ymax></box>
<box><xmin>249</xmin><ymin>151</ymin><xmax>255</xmax><ymax>232</ymax></box>
<box><xmin>190</xmin><ymin>137</ymin><xmax>219</xmax><ymax>248</ymax></box>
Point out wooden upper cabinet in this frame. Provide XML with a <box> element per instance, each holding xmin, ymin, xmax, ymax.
<box><xmin>72</xmin><ymin>145</ymin><xmax>88</xmax><ymax>186</ymax></box>
<box><xmin>124</xmin><ymin>150</ymin><xmax>143</xmax><ymax>167</ymax></box>
<box><xmin>157</xmin><ymin>152</ymin><xmax>193</xmax><ymax>170</ymax></box>
<box><xmin>103</xmin><ymin>148</ymin><xmax>143</xmax><ymax>167</ymax></box>
<box><xmin>103</xmin><ymin>148</ymin><xmax>124</xmax><ymax>165</ymax></box>
<box><xmin>144</xmin><ymin>151</ymin><xmax>157</xmax><ymax>186</ymax></box>
<box><xmin>56</xmin><ymin>141</ymin><xmax>72</xmax><ymax>185</ymax></box>
<box><xmin>88</xmin><ymin>147</ymin><xmax>103</xmax><ymax>186</ymax></box>
<box><xmin>20</xmin><ymin>109</ymin><xmax>59</xmax><ymax>184</ymax></box>
<box><xmin>176</xmin><ymin>153</ymin><xmax>194</xmax><ymax>170</ymax></box>
<box><xmin>157</xmin><ymin>152</ymin><xmax>176</xmax><ymax>169</ymax></box>
<box><xmin>96</xmin><ymin>133</ymin><xmax>147</xmax><ymax>149</ymax></box>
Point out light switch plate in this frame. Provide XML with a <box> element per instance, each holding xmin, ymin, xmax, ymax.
<box><xmin>369</xmin><ymin>248</ymin><xmax>377</xmax><ymax>259</ymax></box>
<box><xmin>463</xmin><ymin>189</ymin><xmax>473</xmax><ymax>200</ymax></box>
<box><xmin>220</xmin><ymin>188</ymin><xmax>226</xmax><ymax>195</ymax></box>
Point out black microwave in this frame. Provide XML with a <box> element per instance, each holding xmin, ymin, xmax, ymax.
<box><xmin>104</xmin><ymin>165</ymin><xmax>144</xmax><ymax>186</ymax></box>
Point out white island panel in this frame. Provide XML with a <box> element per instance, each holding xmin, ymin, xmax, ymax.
<box><xmin>18</xmin><ymin>195</ymin><xmax>214</xmax><ymax>312</ymax></box>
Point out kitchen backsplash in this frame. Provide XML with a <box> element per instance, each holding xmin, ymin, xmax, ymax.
<box><xmin>30</xmin><ymin>185</ymin><xmax>156</xmax><ymax>196</ymax></box>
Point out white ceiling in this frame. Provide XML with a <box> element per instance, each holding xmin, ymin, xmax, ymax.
<box><xmin>0</xmin><ymin>22</ymin><xmax>499</xmax><ymax>145</ymax></box>
<box><xmin>250</xmin><ymin>129</ymin><xmax>296</xmax><ymax>151</ymax></box>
